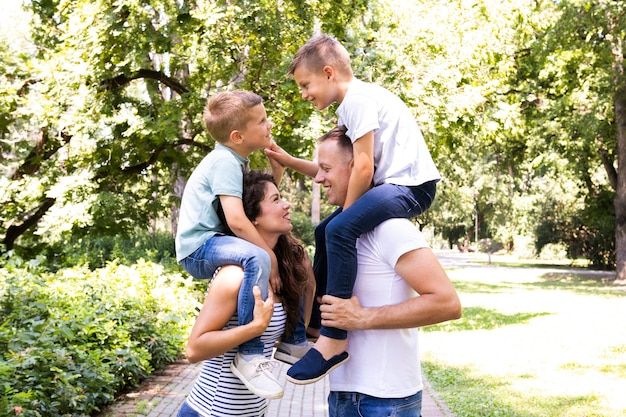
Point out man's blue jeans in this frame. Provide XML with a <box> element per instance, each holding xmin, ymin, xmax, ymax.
<box><xmin>181</xmin><ymin>235</ymin><xmax>270</xmax><ymax>355</ymax></box>
<box><xmin>329</xmin><ymin>391</ymin><xmax>422</xmax><ymax>417</ymax></box>
<box><xmin>318</xmin><ymin>181</ymin><xmax>437</xmax><ymax>340</ymax></box>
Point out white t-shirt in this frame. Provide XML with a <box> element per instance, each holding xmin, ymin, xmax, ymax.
<box><xmin>336</xmin><ymin>78</ymin><xmax>440</xmax><ymax>187</ymax></box>
<box><xmin>185</xmin><ymin>303</ymin><xmax>286</xmax><ymax>416</ymax></box>
<box><xmin>329</xmin><ymin>218</ymin><xmax>427</xmax><ymax>398</ymax></box>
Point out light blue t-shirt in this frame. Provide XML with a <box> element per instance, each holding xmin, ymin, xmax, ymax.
<box><xmin>175</xmin><ymin>144</ymin><xmax>248</xmax><ymax>262</ymax></box>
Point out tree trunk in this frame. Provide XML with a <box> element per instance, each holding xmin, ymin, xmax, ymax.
<box><xmin>614</xmin><ymin>89</ymin><xmax>626</xmax><ymax>281</ymax></box>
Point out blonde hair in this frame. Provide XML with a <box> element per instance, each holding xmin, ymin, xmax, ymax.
<box><xmin>288</xmin><ymin>34</ymin><xmax>352</xmax><ymax>77</ymax></box>
<box><xmin>203</xmin><ymin>91</ymin><xmax>263</xmax><ymax>143</ymax></box>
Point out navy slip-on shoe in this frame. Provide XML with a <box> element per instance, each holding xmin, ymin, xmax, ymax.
<box><xmin>285</xmin><ymin>348</ymin><xmax>349</xmax><ymax>385</ymax></box>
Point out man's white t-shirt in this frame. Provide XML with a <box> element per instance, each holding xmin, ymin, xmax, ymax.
<box><xmin>329</xmin><ymin>218</ymin><xmax>427</xmax><ymax>398</ymax></box>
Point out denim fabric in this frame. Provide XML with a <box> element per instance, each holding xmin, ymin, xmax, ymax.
<box><xmin>181</xmin><ymin>234</ymin><xmax>270</xmax><ymax>355</ymax></box>
<box><xmin>177</xmin><ymin>401</ymin><xmax>201</xmax><ymax>417</ymax></box>
<box><xmin>280</xmin><ymin>303</ymin><xmax>308</xmax><ymax>345</ymax></box>
<box><xmin>319</xmin><ymin>181</ymin><xmax>436</xmax><ymax>340</ymax></box>
<box><xmin>328</xmin><ymin>391</ymin><xmax>422</xmax><ymax>417</ymax></box>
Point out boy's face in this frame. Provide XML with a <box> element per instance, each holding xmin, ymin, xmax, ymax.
<box><xmin>293</xmin><ymin>66</ymin><xmax>337</xmax><ymax>111</ymax></box>
<box><xmin>238</xmin><ymin>104</ymin><xmax>273</xmax><ymax>151</ymax></box>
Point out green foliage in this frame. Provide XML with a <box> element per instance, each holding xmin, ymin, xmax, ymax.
<box><xmin>43</xmin><ymin>228</ymin><xmax>178</xmax><ymax>270</ymax></box>
<box><xmin>0</xmin><ymin>256</ymin><xmax>199</xmax><ymax>416</ymax></box>
<box><xmin>289</xmin><ymin>211</ymin><xmax>315</xmax><ymax>248</ymax></box>
<box><xmin>423</xmin><ymin>306</ymin><xmax>551</xmax><ymax>333</ymax></box>
<box><xmin>535</xmin><ymin>186</ymin><xmax>615</xmax><ymax>269</ymax></box>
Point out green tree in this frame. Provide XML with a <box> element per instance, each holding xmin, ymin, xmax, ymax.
<box><xmin>512</xmin><ymin>0</ymin><xmax>621</xmax><ymax>273</ymax></box>
<box><xmin>0</xmin><ymin>0</ymin><xmax>369</xmax><ymax>256</ymax></box>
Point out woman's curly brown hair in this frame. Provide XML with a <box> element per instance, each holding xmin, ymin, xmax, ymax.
<box><xmin>242</xmin><ymin>171</ymin><xmax>308</xmax><ymax>338</ymax></box>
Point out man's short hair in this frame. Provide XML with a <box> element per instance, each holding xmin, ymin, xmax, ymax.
<box><xmin>319</xmin><ymin>125</ymin><xmax>353</xmax><ymax>157</ymax></box>
<box><xmin>203</xmin><ymin>91</ymin><xmax>263</xmax><ymax>143</ymax></box>
<box><xmin>288</xmin><ymin>34</ymin><xmax>352</xmax><ymax>77</ymax></box>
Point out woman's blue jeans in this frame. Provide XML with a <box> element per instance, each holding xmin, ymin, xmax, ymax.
<box><xmin>329</xmin><ymin>390</ymin><xmax>422</xmax><ymax>417</ymax></box>
<box><xmin>181</xmin><ymin>234</ymin><xmax>270</xmax><ymax>355</ymax></box>
<box><xmin>317</xmin><ymin>181</ymin><xmax>437</xmax><ymax>340</ymax></box>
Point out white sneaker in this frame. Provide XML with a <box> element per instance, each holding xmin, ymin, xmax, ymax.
<box><xmin>230</xmin><ymin>353</ymin><xmax>284</xmax><ymax>399</ymax></box>
<box><xmin>274</xmin><ymin>341</ymin><xmax>313</xmax><ymax>365</ymax></box>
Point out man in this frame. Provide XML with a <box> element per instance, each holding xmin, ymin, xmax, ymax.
<box><xmin>266</xmin><ymin>126</ymin><xmax>462</xmax><ymax>416</ymax></box>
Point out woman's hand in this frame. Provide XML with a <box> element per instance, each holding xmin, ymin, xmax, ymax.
<box><xmin>252</xmin><ymin>285</ymin><xmax>275</xmax><ymax>332</ymax></box>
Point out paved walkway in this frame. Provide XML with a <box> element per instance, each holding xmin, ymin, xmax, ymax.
<box><xmin>97</xmin><ymin>358</ymin><xmax>454</xmax><ymax>417</ymax></box>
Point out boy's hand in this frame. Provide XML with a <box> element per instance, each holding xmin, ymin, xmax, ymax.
<box><xmin>269</xmin><ymin>252</ymin><xmax>282</xmax><ymax>293</ymax></box>
<box><xmin>264</xmin><ymin>141</ymin><xmax>291</xmax><ymax>166</ymax></box>
<box><xmin>266</xmin><ymin>140</ymin><xmax>285</xmax><ymax>185</ymax></box>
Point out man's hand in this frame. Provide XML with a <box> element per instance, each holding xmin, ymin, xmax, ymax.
<box><xmin>319</xmin><ymin>295</ymin><xmax>366</xmax><ymax>331</ymax></box>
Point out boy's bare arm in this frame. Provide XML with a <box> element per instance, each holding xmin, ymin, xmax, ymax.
<box><xmin>265</xmin><ymin>141</ymin><xmax>318</xmax><ymax>178</ymax></box>
<box><xmin>344</xmin><ymin>131</ymin><xmax>374</xmax><ymax>209</ymax></box>
<box><xmin>220</xmin><ymin>195</ymin><xmax>282</xmax><ymax>292</ymax></box>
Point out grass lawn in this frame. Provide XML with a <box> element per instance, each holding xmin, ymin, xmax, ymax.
<box><xmin>422</xmin><ymin>252</ymin><xmax>626</xmax><ymax>417</ymax></box>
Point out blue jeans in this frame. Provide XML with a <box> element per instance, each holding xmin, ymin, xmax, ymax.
<box><xmin>281</xmin><ymin>304</ymin><xmax>308</xmax><ymax>345</ymax></box>
<box><xmin>318</xmin><ymin>181</ymin><xmax>437</xmax><ymax>340</ymax></box>
<box><xmin>181</xmin><ymin>234</ymin><xmax>270</xmax><ymax>355</ymax></box>
<box><xmin>329</xmin><ymin>391</ymin><xmax>422</xmax><ymax>417</ymax></box>
<box><xmin>177</xmin><ymin>401</ymin><xmax>200</xmax><ymax>417</ymax></box>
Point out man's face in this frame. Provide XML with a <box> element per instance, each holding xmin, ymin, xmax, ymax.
<box><xmin>314</xmin><ymin>139</ymin><xmax>353</xmax><ymax>207</ymax></box>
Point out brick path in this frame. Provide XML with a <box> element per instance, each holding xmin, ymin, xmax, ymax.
<box><xmin>97</xmin><ymin>358</ymin><xmax>454</xmax><ymax>417</ymax></box>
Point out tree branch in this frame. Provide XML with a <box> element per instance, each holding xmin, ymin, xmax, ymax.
<box><xmin>12</xmin><ymin>128</ymin><xmax>71</xmax><ymax>180</ymax></box>
<box><xmin>3</xmin><ymin>197</ymin><xmax>56</xmax><ymax>251</ymax></box>
<box><xmin>94</xmin><ymin>138</ymin><xmax>210</xmax><ymax>180</ymax></box>
<box><xmin>100</xmin><ymin>69</ymin><xmax>189</xmax><ymax>95</ymax></box>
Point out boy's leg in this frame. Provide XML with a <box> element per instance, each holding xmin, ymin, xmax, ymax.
<box><xmin>181</xmin><ymin>235</ymin><xmax>268</xmax><ymax>354</ymax></box>
<box><xmin>287</xmin><ymin>187</ymin><xmax>420</xmax><ymax>384</ymax></box>
<box><xmin>194</xmin><ymin>236</ymin><xmax>281</xmax><ymax>398</ymax></box>
<box><xmin>308</xmin><ymin>209</ymin><xmax>342</xmax><ymax>334</ymax></box>
<box><xmin>275</xmin><ymin>304</ymin><xmax>313</xmax><ymax>364</ymax></box>
<box><xmin>321</xmin><ymin>183</ymin><xmax>422</xmax><ymax>340</ymax></box>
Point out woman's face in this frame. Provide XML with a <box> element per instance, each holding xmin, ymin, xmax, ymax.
<box><xmin>253</xmin><ymin>182</ymin><xmax>292</xmax><ymax>235</ymax></box>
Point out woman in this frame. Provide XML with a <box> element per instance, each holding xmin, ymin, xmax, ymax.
<box><xmin>177</xmin><ymin>170</ymin><xmax>315</xmax><ymax>417</ymax></box>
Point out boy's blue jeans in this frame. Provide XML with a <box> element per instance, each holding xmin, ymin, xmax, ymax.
<box><xmin>317</xmin><ymin>181</ymin><xmax>437</xmax><ymax>340</ymax></box>
<box><xmin>328</xmin><ymin>391</ymin><xmax>422</xmax><ymax>417</ymax></box>
<box><xmin>181</xmin><ymin>235</ymin><xmax>270</xmax><ymax>355</ymax></box>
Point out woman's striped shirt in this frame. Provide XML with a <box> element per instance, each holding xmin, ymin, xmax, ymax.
<box><xmin>184</xmin><ymin>303</ymin><xmax>286</xmax><ymax>416</ymax></box>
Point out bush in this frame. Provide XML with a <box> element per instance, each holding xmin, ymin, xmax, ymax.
<box><xmin>43</xmin><ymin>230</ymin><xmax>178</xmax><ymax>271</ymax></box>
<box><xmin>0</xmin><ymin>255</ymin><xmax>200</xmax><ymax>417</ymax></box>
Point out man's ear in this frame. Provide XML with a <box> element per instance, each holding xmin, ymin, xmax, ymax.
<box><xmin>229</xmin><ymin>130</ymin><xmax>244</xmax><ymax>144</ymax></box>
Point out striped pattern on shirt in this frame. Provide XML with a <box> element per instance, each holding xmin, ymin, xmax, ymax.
<box><xmin>185</xmin><ymin>303</ymin><xmax>286</xmax><ymax>416</ymax></box>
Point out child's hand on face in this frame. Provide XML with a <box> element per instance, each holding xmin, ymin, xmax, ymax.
<box><xmin>264</xmin><ymin>141</ymin><xmax>290</xmax><ymax>166</ymax></box>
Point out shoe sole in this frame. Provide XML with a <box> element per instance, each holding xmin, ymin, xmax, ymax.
<box><xmin>284</xmin><ymin>354</ymin><xmax>349</xmax><ymax>385</ymax></box>
<box><xmin>229</xmin><ymin>362</ymin><xmax>284</xmax><ymax>399</ymax></box>
<box><xmin>273</xmin><ymin>350</ymin><xmax>298</xmax><ymax>365</ymax></box>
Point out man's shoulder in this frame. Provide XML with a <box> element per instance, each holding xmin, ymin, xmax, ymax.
<box><xmin>370</xmin><ymin>218</ymin><xmax>421</xmax><ymax>237</ymax></box>
<box><xmin>358</xmin><ymin>219</ymin><xmax>428</xmax><ymax>256</ymax></box>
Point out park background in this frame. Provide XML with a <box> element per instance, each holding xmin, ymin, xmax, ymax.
<box><xmin>1</xmin><ymin>0</ymin><xmax>625</xmax><ymax>416</ymax></box>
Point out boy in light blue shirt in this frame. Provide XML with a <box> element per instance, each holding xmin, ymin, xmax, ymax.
<box><xmin>176</xmin><ymin>90</ymin><xmax>285</xmax><ymax>399</ymax></box>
